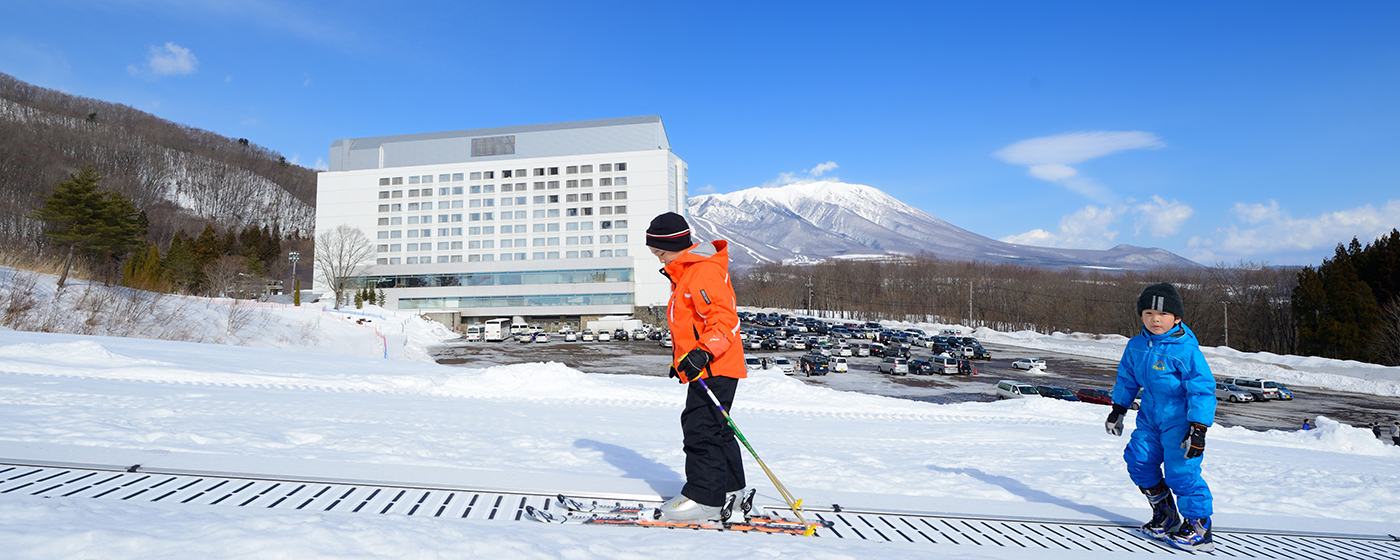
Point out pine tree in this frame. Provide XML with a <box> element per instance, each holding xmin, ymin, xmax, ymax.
<box><xmin>193</xmin><ymin>224</ymin><xmax>222</xmax><ymax>269</ymax></box>
<box><xmin>376</xmin><ymin>287</ymin><xmax>387</xmax><ymax>306</ymax></box>
<box><xmin>121</xmin><ymin>243</ymin><xmax>167</xmax><ymax>292</ymax></box>
<box><xmin>354</xmin><ymin>288</ymin><xmax>364</xmax><ymax>309</ymax></box>
<box><xmin>163</xmin><ymin>232</ymin><xmax>201</xmax><ymax>292</ymax></box>
<box><xmin>30</xmin><ymin>165</ymin><xmax>144</xmax><ymax>289</ymax></box>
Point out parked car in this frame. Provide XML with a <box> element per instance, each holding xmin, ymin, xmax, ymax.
<box><xmin>582</xmin><ymin>329</ymin><xmax>595</xmax><ymax>342</ymax></box>
<box><xmin>771</xmin><ymin>357</ymin><xmax>796</xmax><ymax>374</ymax></box>
<box><xmin>831</xmin><ymin>356</ymin><xmax>849</xmax><ymax>373</ymax></box>
<box><xmin>647</xmin><ymin>330</ymin><xmax>663</xmax><ymax>341</ymax></box>
<box><xmin>798</xmin><ymin>354</ymin><xmax>830</xmax><ymax>376</ymax></box>
<box><xmin>908</xmin><ymin>359</ymin><xmax>935</xmax><ymax>375</ymax></box>
<box><xmin>1035</xmin><ymin>386</ymin><xmax>1080</xmax><ymax>401</ymax></box>
<box><xmin>966</xmin><ymin>344</ymin><xmax>991</xmax><ymax>360</ymax></box>
<box><xmin>1222</xmin><ymin>377</ymin><xmax>1280</xmax><ymax>401</ymax></box>
<box><xmin>534</xmin><ymin>332</ymin><xmax>550</xmax><ymax>343</ymax></box>
<box><xmin>660</xmin><ymin>333</ymin><xmax>671</xmax><ymax>347</ymax></box>
<box><xmin>1215</xmin><ymin>382</ymin><xmax>1255</xmax><ymax>403</ymax></box>
<box><xmin>563</xmin><ymin>331</ymin><xmax>579</xmax><ymax>342</ymax></box>
<box><xmin>837</xmin><ymin>343</ymin><xmax>853</xmax><ymax>357</ymax></box>
<box><xmin>1012</xmin><ymin>358</ymin><xmax>1047</xmax><ymax>370</ymax></box>
<box><xmin>995</xmin><ymin>380</ymin><xmax>1041</xmax><ymax>399</ymax></box>
<box><xmin>1075</xmin><ymin>388</ymin><xmax>1114</xmax><ymax>406</ymax></box>
<box><xmin>613</xmin><ymin>329</ymin><xmax>629</xmax><ymax>341</ymax></box>
<box><xmin>877</xmin><ymin>357</ymin><xmax>909</xmax><ymax>376</ymax></box>
<box><xmin>745</xmin><ymin>357</ymin><xmax>764</xmax><ymax>371</ymax></box>
<box><xmin>597</xmin><ymin>330</ymin><xmax>611</xmax><ymax>342</ymax></box>
<box><xmin>760</xmin><ymin>338</ymin><xmax>783</xmax><ymax>350</ymax></box>
<box><xmin>931</xmin><ymin>356</ymin><xmax>963</xmax><ymax>375</ymax></box>
<box><xmin>1276</xmin><ymin>384</ymin><xmax>1294</xmax><ymax>401</ymax></box>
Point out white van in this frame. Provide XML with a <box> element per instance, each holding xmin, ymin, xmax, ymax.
<box><xmin>996</xmin><ymin>380</ymin><xmax>1041</xmax><ymax>399</ymax></box>
<box><xmin>463</xmin><ymin>325</ymin><xmax>483</xmax><ymax>341</ymax></box>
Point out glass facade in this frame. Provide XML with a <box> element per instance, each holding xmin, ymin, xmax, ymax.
<box><xmin>353</xmin><ymin>267</ymin><xmax>633</xmax><ymax>289</ymax></box>
<box><xmin>399</xmin><ymin>292</ymin><xmax>633</xmax><ymax>309</ymax></box>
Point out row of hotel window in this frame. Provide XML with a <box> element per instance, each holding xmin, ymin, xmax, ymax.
<box><xmin>378</xmin><ymin>208</ymin><xmax>628</xmax><ymax>223</ymax></box>
<box><xmin>377</xmin><ymin>221</ymin><xmax>628</xmax><ymax>238</ymax></box>
<box><xmin>378</xmin><ymin>235</ymin><xmax>628</xmax><ymax>251</ymax></box>
<box><xmin>380</xmin><ymin>191</ymin><xmax>626</xmax><ymax>210</ymax></box>
<box><xmin>376</xmin><ymin>249</ymin><xmax>628</xmax><ymax>265</ymax></box>
<box><xmin>379</xmin><ymin>178</ymin><xmax>625</xmax><ymax>199</ymax></box>
<box><xmin>378</xmin><ymin>163</ymin><xmax>627</xmax><ymax>186</ymax></box>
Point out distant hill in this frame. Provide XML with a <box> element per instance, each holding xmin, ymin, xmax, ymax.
<box><xmin>0</xmin><ymin>72</ymin><xmax>315</xmax><ymax>248</ymax></box>
<box><xmin>689</xmin><ymin>181</ymin><xmax>1200</xmax><ymax>271</ymax></box>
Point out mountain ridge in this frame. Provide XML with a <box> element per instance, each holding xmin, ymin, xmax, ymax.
<box><xmin>688</xmin><ymin>181</ymin><xmax>1199</xmax><ymax>271</ymax></box>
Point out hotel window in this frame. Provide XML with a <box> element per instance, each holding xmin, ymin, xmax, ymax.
<box><xmin>566</xmin><ymin>194</ymin><xmax>578</xmax><ymax>203</ymax></box>
<box><xmin>567</xmin><ymin>208</ymin><xmax>578</xmax><ymax>217</ymax></box>
<box><xmin>533</xmin><ymin>168</ymin><xmax>545</xmax><ymax>176</ymax></box>
<box><xmin>599</xmin><ymin>250</ymin><xmax>613</xmax><ymax>258</ymax></box>
<box><xmin>566</xmin><ymin>180</ymin><xmax>578</xmax><ymax>188</ymax></box>
<box><xmin>420</xmin><ymin>229</ymin><xmax>431</xmax><ymax>237</ymax></box>
<box><xmin>600</xmin><ymin>221</ymin><xmax>612</xmax><ymax>229</ymax></box>
<box><xmin>533</xmin><ymin>252</ymin><xmax>546</xmax><ymax>260</ymax></box>
<box><xmin>547</xmin><ymin>181</ymin><xmax>559</xmax><ymax>189</ymax></box>
<box><xmin>616</xmin><ymin>163</ymin><xmax>627</xmax><ymax>171</ymax></box>
<box><xmin>439</xmin><ymin>174</ymin><xmax>451</xmax><ymax>182</ymax></box>
<box><xmin>408</xmin><ymin>216</ymin><xmax>419</xmax><ymax>225</ymax></box>
<box><xmin>581</xmin><ymin>165</ymin><xmax>593</xmax><ymax>173</ymax></box>
<box><xmin>437</xmin><ymin>256</ymin><xmax>449</xmax><ymax>263</ymax></box>
<box><xmin>582</xmin><ymin>207</ymin><xmax>593</xmax><ymax>216</ymax></box>
<box><xmin>566</xmin><ymin>236</ymin><xmax>578</xmax><ymax>245</ymax></box>
<box><xmin>533</xmin><ymin>182</ymin><xmax>545</xmax><ymax>190</ymax></box>
<box><xmin>439</xmin><ymin>188</ymin><xmax>449</xmax><ymax>196</ymax></box>
<box><xmin>500</xmin><ymin>239</ymin><xmax>513</xmax><ymax>248</ymax></box>
<box><xmin>580</xmin><ymin>235</ymin><xmax>593</xmax><ymax>244</ymax></box>
<box><xmin>581</xmin><ymin>250</ymin><xmax>593</xmax><ymax>258</ymax></box>
<box><xmin>409</xmin><ymin>176</ymin><xmax>420</xmax><ymax>184</ymax></box>
<box><xmin>452</xmin><ymin>227</ymin><xmax>462</xmax><ymax>235</ymax></box>
<box><xmin>391</xmin><ymin>217</ymin><xmax>402</xmax><ymax>225</ymax></box>
<box><xmin>450</xmin><ymin>255</ymin><xmax>462</xmax><ymax>263</ymax></box>
<box><xmin>482</xmin><ymin>240</ymin><xmax>495</xmax><ymax>249</ymax></box>
<box><xmin>378</xmin><ymin>204</ymin><xmax>390</xmax><ymax>213</ymax></box>
<box><xmin>377</xmin><ymin>232</ymin><xmax>388</xmax><ymax>240</ymax></box>
<box><xmin>615</xmin><ymin>177</ymin><xmax>627</xmax><ymax>186</ymax></box>
<box><xmin>615</xmin><ymin>220</ymin><xmax>627</xmax><ymax>228</ymax></box>
<box><xmin>377</xmin><ymin>244</ymin><xmax>388</xmax><ymax>252</ymax></box>
<box><xmin>438</xmin><ymin>242</ymin><xmax>449</xmax><ymax>251</ymax></box>
<box><xmin>468</xmin><ymin>255</ymin><xmax>480</xmax><ymax>262</ymax></box>
<box><xmin>566</xmin><ymin>166</ymin><xmax>578</xmax><ymax>174</ymax></box>
<box><xmin>599</xmin><ymin>192</ymin><xmax>612</xmax><ymax>201</ymax></box>
<box><xmin>470</xmin><ymin>185</ymin><xmax>481</xmax><ymax>194</ymax></box>
<box><xmin>581</xmin><ymin>193</ymin><xmax>593</xmax><ymax>202</ymax></box>
<box><xmin>440</xmin><ymin>228</ymin><xmax>451</xmax><ymax>236</ymax></box>
<box><xmin>567</xmin><ymin>251</ymin><xmax>579</xmax><ymax>259</ymax></box>
<box><xmin>502</xmin><ymin>169</ymin><xmax>513</xmax><ymax>178</ymax></box>
<box><xmin>469</xmin><ymin>241</ymin><xmax>481</xmax><ymax>249</ymax></box>
<box><xmin>547</xmin><ymin>252</ymin><xmax>559</xmax><ymax>259</ymax></box>
<box><xmin>615</xmin><ymin>206</ymin><xmax>626</xmax><ymax>214</ymax></box>
<box><xmin>533</xmin><ymin>238</ymin><xmax>545</xmax><ymax>247</ymax></box>
<box><xmin>600</xmin><ymin>235</ymin><xmax>612</xmax><ymax>244</ymax></box>
<box><xmin>580</xmin><ymin>221</ymin><xmax>593</xmax><ymax>230</ymax></box>
<box><xmin>470</xmin><ymin>213</ymin><xmax>481</xmax><ymax>221</ymax></box>
<box><xmin>533</xmin><ymin>210</ymin><xmax>545</xmax><ymax>218</ymax></box>
<box><xmin>452</xmin><ymin>200</ymin><xmax>463</xmax><ymax>208</ymax></box>
<box><xmin>453</xmin><ymin>186</ymin><xmax>464</xmax><ymax>195</ymax></box>
<box><xmin>483</xmin><ymin>212</ymin><xmax>494</xmax><ymax>220</ymax></box>
<box><xmin>599</xmin><ymin>164</ymin><xmax>612</xmax><ymax>172</ymax></box>
<box><xmin>379</xmin><ymin>178</ymin><xmax>390</xmax><ymax>186</ymax></box>
<box><xmin>379</xmin><ymin>218</ymin><xmax>390</xmax><ymax>226</ymax></box>
<box><xmin>515</xmin><ymin>169</ymin><xmax>526</xmax><ymax>178</ymax></box>
<box><xmin>512</xmin><ymin>224</ymin><xmax>527</xmax><ymax>233</ymax></box>
<box><xmin>548</xmin><ymin>195</ymin><xmax>559</xmax><ymax>203</ymax></box>
<box><xmin>548</xmin><ymin>167</ymin><xmax>559</xmax><ymax>175</ymax></box>
<box><xmin>452</xmin><ymin>173</ymin><xmax>464</xmax><ymax>181</ymax></box>
<box><xmin>600</xmin><ymin>178</ymin><xmax>612</xmax><ymax>186</ymax></box>
<box><xmin>390</xmin><ymin>231</ymin><xmax>402</xmax><ymax>238</ymax></box>
<box><xmin>392</xmin><ymin>190</ymin><xmax>403</xmax><ymax>198</ymax></box>
<box><xmin>483</xmin><ymin>171</ymin><xmax>494</xmax><ymax>179</ymax></box>
<box><xmin>377</xmin><ymin>258</ymin><xmax>388</xmax><ymax>265</ymax></box>
<box><xmin>547</xmin><ymin>223</ymin><xmax>559</xmax><ymax>232</ymax></box>
<box><xmin>392</xmin><ymin>177</ymin><xmax>404</xmax><ymax>185</ymax></box>
<box><xmin>581</xmin><ymin>179</ymin><xmax>593</xmax><ymax>187</ymax></box>
<box><xmin>408</xmin><ymin>203</ymin><xmax>419</xmax><ymax>211</ymax></box>
<box><xmin>484</xmin><ymin>198</ymin><xmax>495</xmax><ymax>207</ymax></box>
<box><xmin>501</xmin><ymin>183</ymin><xmax>513</xmax><ymax>193</ymax></box>
<box><xmin>391</xmin><ymin>204</ymin><xmax>401</xmax><ymax>211</ymax></box>
<box><xmin>470</xmin><ymin>199</ymin><xmax>481</xmax><ymax>208</ymax></box>
<box><xmin>470</xmin><ymin>172</ymin><xmax>482</xmax><ymax>180</ymax></box>
<box><xmin>615</xmin><ymin>191</ymin><xmax>627</xmax><ymax>200</ymax></box>
<box><xmin>407</xmin><ymin>243</ymin><xmax>418</xmax><ymax>251</ymax></box>
<box><xmin>390</xmin><ymin>244</ymin><xmax>402</xmax><ymax>252</ymax></box>
<box><xmin>599</xmin><ymin>207</ymin><xmax>612</xmax><ymax>215</ymax></box>
<box><xmin>616</xmin><ymin>234</ymin><xmax>628</xmax><ymax>243</ymax></box>
<box><xmin>483</xmin><ymin>184</ymin><xmax>495</xmax><ymax>193</ymax></box>
<box><xmin>547</xmin><ymin>237</ymin><xmax>560</xmax><ymax>246</ymax></box>
<box><xmin>533</xmin><ymin>224</ymin><xmax>545</xmax><ymax>233</ymax></box>
<box><xmin>516</xmin><ymin>182</ymin><xmax>526</xmax><ymax>191</ymax></box>
<box><xmin>421</xmin><ymin>188</ymin><xmax>432</xmax><ymax>197</ymax></box>
<box><xmin>566</xmin><ymin>222</ymin><xmax>578</xmax><ymax>231</ymax></box>
<box><xmin>379</xmin><ymin>191</ymin><xmax>390</xmax><ymax>199</ymax></box>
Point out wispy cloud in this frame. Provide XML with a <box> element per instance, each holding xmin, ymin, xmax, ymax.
<box><xmin>105</xmin><ymin>0</ymin><xmax>358</xmax><ymax>51</ymax></box>
<box><xmin>1001</xmin><ymin>204</ymin><xmax>1126</xmax><ymax>249</ymax></box>
<box><xmin>994</xmin><ymin>131</ymin><xmax>1165</xmax><ymax>203</ymax></box>
<box><xmin>1002</xmin><ymin>195</ymin><xmax>1195</xmax><ymax>249</ymax></box>
<box><xmin>762</xmin><ymin>161</ymin><xmax>839</xmax><ymax>188</ymax></box>
<box><xmin>1188</xmin><ymin>199</ymin><xmax>1400</xmax><ymax>262</ymax></box>
<box><xmin>127</xmin><ymin>42</ymin><xmax>198</xmax><ymax>77</ymax></box>
<box><xmin>694</xmin><ymin>184</ymin><xmax>716</xmax><ymax>194</ymax></box>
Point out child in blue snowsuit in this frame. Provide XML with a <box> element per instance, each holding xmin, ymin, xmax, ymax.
<box><xmin>1105</xmin><ymin>283</ymin><xmax>1217</xmax><ymax>552</ymax></box>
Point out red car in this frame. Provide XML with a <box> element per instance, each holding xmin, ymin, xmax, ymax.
<box><xmin>1075</xmin><ymin>388</ymin><xmax>1114</xmax><ymax>406</ymax></box>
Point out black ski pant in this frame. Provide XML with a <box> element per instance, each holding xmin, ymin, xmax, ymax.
<box><xmin>680</xmin><ymin>375</ymin><xmax>746</xmax><ymax>507</ymax></box>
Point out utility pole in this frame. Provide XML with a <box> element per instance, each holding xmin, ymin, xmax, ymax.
<box><xmin>967</xmin><ymin>280</ymin><xmax>973</xmax><ymax>328</ymax></box>
<box><xmin>1222</xmin><ymin>301</ymin><xmax>1229</xmax><ymax>348</ymax></box>
<box><xmin>806</xmin><ymin>276</ymin><xmax>814</xmax><ymax>317</ymax></box>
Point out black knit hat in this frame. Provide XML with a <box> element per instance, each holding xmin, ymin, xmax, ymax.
<box><xmin>1137</xmin><ymin>282</ymin><xmax>1185</xmax><ymax>318</ymax></box>
<box><xmin>645</xmin><ymin>212</ymin><xmax>693</xmax><ymax>252</ymax></box>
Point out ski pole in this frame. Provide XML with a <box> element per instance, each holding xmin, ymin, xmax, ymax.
<box><xmin>695</xmin><ymin>376</ymin><xmax>807</xmax><ymax>525</ymax></box>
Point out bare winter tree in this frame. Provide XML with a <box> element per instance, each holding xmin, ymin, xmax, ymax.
<box><xmin>203</xmin><ymin>255</ymin><xmax>246</xmax><ymax>298</ymax></box>
<box><xmin>315</xmin><ymin>224</ymin><xmax>374</xmax><ymax>308</ymax></box>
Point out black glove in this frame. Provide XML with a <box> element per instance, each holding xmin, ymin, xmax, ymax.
<box><xmin>675</xmin><ymin>349</ymin><xmax>713</xmax><ymax>383</ymax></box>
<box><xmin>1105</xmin><ymin>404</ymin><xmax>1128</xmax><ymax>436</ymax></box>
<box><xmin>1182</xmin><ymin>422</ymin><xmax>1207</xmax><ymax>459</ymax></box>
<box><xmin>668</xmin><ymin>367</ymin><xmax>678</xmax><ymax>380</ymax></box>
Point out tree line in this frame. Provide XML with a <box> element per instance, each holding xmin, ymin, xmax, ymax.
<box><xmin>734</xmin><ymin>256</ymin><xmax>1300</xmax><ymax>357</ymax></box>
<box><xmin>1293</xmin><ymin>230</ymin><xmax>1400</xmax><ymax>365</ymax></box>
<box><xmin>0</xmin><ymin>72</ymin><xmax>315</xmax><ymax>253</ymax></box>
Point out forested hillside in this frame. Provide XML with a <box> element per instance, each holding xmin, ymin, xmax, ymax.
<box><xmin>0</xmin><ymin>72</ymin><xmax>315</xmax><ymax>250</ymax></box>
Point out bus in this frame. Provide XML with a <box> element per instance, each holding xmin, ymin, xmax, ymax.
<box><xmin>484</xmin><ymin>318</ymin><xmax>510</xmax><ymax>342</ymax></box>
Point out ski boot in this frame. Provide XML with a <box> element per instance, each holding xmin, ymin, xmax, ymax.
<box><xmin>1169</xmin><ymin>517</ymin><xmax>1214</xmax><ymax>552</ymax></box>
<box><xmin>655</xmin><ymin>494</ymin><xmax>722</xmax><ymax>522</ymax></box>
<box><xmin>1140</xmin><ymin>481</ymin><xmax>1181</xmax><ymax>539</ymax></box>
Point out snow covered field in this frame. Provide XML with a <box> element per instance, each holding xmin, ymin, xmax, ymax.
<box><xmin>1</xmin><ymin>281</ymin><xmax>1399</xmax><ymax>558</ymax></box>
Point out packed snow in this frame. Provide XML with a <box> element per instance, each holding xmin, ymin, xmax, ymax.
<box><xmin>1</xmin><ymin>280</ymin><xmax>1398</xmax><ymax>558</ymax></box>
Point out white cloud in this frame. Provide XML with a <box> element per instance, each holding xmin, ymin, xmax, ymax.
<box><xmin>1189</xmin><ymin>199</ymin><xmax>1400</xmax><ymax>262</ymax></box>
<box><xmin>1134</xmin><ymin>196</ymin><xmax>1194</xmax><ymax>238</ymax></box>
<box><xmin>994</xmin><ymin>131</ymin><xmax>1164</xmax><ymax>203</ymax></box>
<box><xmin>694</xmin><ymin>184</ymin><xmax>716</xmax><ymax>194</ymax></box>
<box><xmin>313</xmin><ymin>158</ymin><xmax>327</xmax><ymax>171</ymax></box>
<box><xmin>1232</xmin><ymin>200</ymin><xmax>1281</xmax><ymax>224</ymax></box>
<box><xmin>761</xmin><ymin>161</ymin><xmax>839</xmax><ymax>188</ymax></box>
<box><xmin>1000</xmin><ymin>204</ymin><xmax>1127</xmax><ymax>250</ymax></box>
<box><xmin>127</xmin><ymin>42</ymin><xmax>198</xmax><ymax>77</ymax></box>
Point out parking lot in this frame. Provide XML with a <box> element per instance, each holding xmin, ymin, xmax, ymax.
<box><xmin>431</xmin><ymin>334</ymin><xmax>1400</xmax><ymax>432</ymax></box>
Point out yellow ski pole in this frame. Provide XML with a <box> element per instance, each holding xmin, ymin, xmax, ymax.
<box><xmin>695</xmin><ymin>376</ymin><xmax>807</xmax><ymax>525</ymax></box>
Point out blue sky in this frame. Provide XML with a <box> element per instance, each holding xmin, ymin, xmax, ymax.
<box><xmin>4</xmin><ymin>1</ymin><xmax>1399</xmax><ymax>266</ymax></box>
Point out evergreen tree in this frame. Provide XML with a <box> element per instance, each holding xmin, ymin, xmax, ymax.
<box><xmin>193</xmin><ymin>224</ymin><xmax>222</xmax><ymax>269</ymax></box>
<box><xmin>163</xmin><ymin>232</ymin><xmax>201</xmax><ymax>292</ymax></box>
<box><xmin>1293</xmin><ymin>243</ymin><xmax>1383</xmax><ymax>361</ymax></box>
<box><xmin>354</xmin><ymin>288</ymin><xmax>364</xmax><ymax>309</ymax></box>
<box><xmin>30</xmin><ymin>165</ymin><xmax>144</xmax><ymax>289</ymax></box>
<box><xmin>376</xmin><ymin>287</ymin><xmax>387</xmax><ymax>306</ymax></box>
<box><xmin>121</xmin><ymin>243</ymin><xmax>167</xmax><ymax>292</ymax></box>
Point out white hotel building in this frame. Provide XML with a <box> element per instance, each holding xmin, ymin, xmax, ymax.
<box><xmin>314</xmin><ymin>116</ymin><xmax>688</xmax><ymax>329</ymax></box>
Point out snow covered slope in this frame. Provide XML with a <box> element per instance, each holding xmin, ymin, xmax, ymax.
<box><xmin>689</xmin><ymin>181</ymin><xmax>1199</xmax><ymax>270</ymax></box>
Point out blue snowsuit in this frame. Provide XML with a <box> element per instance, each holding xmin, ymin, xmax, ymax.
<box><xmin>1112</xmin><ymin>323</ymin><xmax>1216</xmax><ymax>519</ymax></box>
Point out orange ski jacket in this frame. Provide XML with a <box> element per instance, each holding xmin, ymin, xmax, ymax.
<box><xmin>661</xmin><ymin>240</ymin><xmax>746</xmax><ymax>380</ymax></box>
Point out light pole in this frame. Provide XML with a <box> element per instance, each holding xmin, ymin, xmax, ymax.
<box><xmin>1221</xmin><ymin>301</ymin><xmax>1229</xmax><ymax>348</ymax></box>
<box><xmin>289</xmin><ymin>252</ymin><xmax>300</xmax><ymax>306</ymax></box>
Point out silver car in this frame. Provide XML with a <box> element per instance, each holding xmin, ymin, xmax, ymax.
<box><xmin>1216</xmin><ymin>382</ymin><xmax>1255</xmax><ymax>403</ymax></box>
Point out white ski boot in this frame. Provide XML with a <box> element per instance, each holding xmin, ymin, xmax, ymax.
<box><xmin>656</xmin><ymin>494</ymin><xmax>722</xmax><ymax>522</ymax></box>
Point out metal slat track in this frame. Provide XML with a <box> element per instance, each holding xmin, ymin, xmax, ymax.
<box><xmin>2</xmin><ymin>463</ymin><xmax>1397</xmax><ymax>558</ymax></box>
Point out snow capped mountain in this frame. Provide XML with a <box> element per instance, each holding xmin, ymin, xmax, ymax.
<box><xmin>688</xmin><ymin>181</ymin><xmax>1199</xmax><ymax>270</ymax></box>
